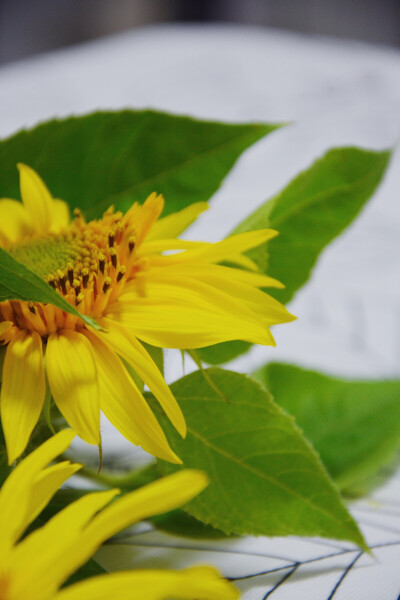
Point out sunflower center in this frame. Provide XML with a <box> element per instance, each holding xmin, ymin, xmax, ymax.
<box><xmin>0</xmin><ymin>207</ymin><xmax>139</xmax><ymax>338</ymax></box>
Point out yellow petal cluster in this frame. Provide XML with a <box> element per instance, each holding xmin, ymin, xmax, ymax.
<box><xmin>0</xmin><ymin>429</ymin><xmax>239</xmax><ymax>600</ymax></box>
<box><xmin>0</xmin><ymin>165</ymin><xmax>295</xmax><ymax>464</ymax></box>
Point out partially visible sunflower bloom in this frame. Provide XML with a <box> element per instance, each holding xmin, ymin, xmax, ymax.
<box><xmin>0</xmin><ymin>164</ymin><xmax>295</xmax><ymax>463</ymax></box>
<box><xmin>0</xmin><ymin>429</ymin><xmax>239</xmax><ymax>600</ymax></box>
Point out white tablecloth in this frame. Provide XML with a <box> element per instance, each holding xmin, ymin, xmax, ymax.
<box><xmin>1</xmin><ymin>24</ymin><xmax>400</xmax><ymax>599</ymax></box>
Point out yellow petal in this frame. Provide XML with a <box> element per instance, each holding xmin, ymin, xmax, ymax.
<box><xmin>46</xmin><ymin>330</ymin><xmax>100</xmax><ymax>445</ymax></box>
<box><xmin>0</xmin><ymin>429</ymin><xmax>75</xmax><ymax>558</ymax></box>
<box><xmin>50</xmin><ymin>199</ymin><xmax>70</xmax><ymax>232</ymax></box>
<box><xmin>55</xmin><ymin>566</ymin><xmax>239</xmax><ymax>600</ymax></box>
<box><xmin>27</xmin><ymin>461</ymin><xmax>82</xmax><ymax>526</ymax></box>
<box><xmin>149</xmin><ymin>269</ymin><xmax>295</xmax><ymax>326</ymax></box>
<box><xmin>15</xmin><ymin>471</ymin><xmax>208</xmax><ymax>599</ymax></box>
<box><xmin>195</xmin><ymin>229</ymin><xmax>279</xmax><ymax>262</ymax></box>
<box><xmin>0</xmin><ymin>199</ymin><xmax>31</xmax><ymax>243</ymax></box>
<box><xmin>84</xmin><ymin>331</ymin><xmax>181</xmax><ymax>463</ymax></box>
<box><xmin>17</xmin><ymin>163</ymin><xmax>55</xmax><ymax>234</ymax></box>
<box><xmin>144</xmin><ymin>262</ymin><xmax>285</xmax><ymax>289</ymax></box>
<box><xmin>11</xmin><ymin>489</ymin><xmax>119</xmax><ymax>600</ymax></box>
<box><xmin>96</xmin><ymin>319</ymin><xmax>186</xmax><ymax>437</ymax></box>
<box><xmin>1</xmin><ymin>330</ymin><xmax>46</xmax><ymax>464</ymax></box>
<box><xmin>79</xmin><ymin>470</ymin><xmax>209</xmax><ymax>553</ymax></box>
<box><xmin>226</xmin><ymin>252</ymin><xmax>260</xmax><ymax>270</ymax></box>
<box><xmin>107</xmin><ymin>282</ymin><xmax>275</xmax><ymax>348</ymax></box>
<box><xmin>126</xmin><ymin>192</ymin><xmax>164</xmax><ymax>246</ymax></box>
<box><xmin>111</xmin><ymin>303</ymin><xmax>274</xmax><ymax>347</ymax></box>
<box><xmin>139</xmin><ymin>239</ymin><xmax>208</xmax><ymax>254</ymax></box>
<box><xmin>149</xmin><ymin>229</ymin><xmax>278</xmax><ymax>266</ymax></box>
<box><xmin>146</xmin><ymin>201</ymin><xmax>209</xmax><ymax>241</ymax></box>
<box><xmin>126</xmin><ymin>274</ymin><xmax>274</xmax><ymax>321</ymax></box>
<box><xmin>118</xmin><ymin>265</ymin><xmax>291</xmax><ymax>347</ymax></box>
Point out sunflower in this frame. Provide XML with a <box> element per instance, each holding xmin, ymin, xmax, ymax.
<box><xmin>0</xmin><ymin>428</ymin><xmax>239</xmax><ymax>600</ymax></box>
<box><xmin>0</xmin><ymin>164</ymin><xmax>295</xmax><ymax>464</ymax></box>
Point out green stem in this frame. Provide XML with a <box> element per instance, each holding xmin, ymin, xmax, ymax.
<box><xmin>187</xmin><ymin>350</ymin><xmax>227</xmax><ymax>401</ymax></box>
<box><xmin>78</xmin><ymin>461</ymin><xmax>159</xmax><ymax>491</ymax></box>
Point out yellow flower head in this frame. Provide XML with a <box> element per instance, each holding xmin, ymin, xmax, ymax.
<box><xmin>0</xmin><ymin>429</ymin><xmax>239</xmax><ymax>600</ymax></box>
<box><xmin>0</xmin><ymin>165</ymin><xmax>295</xmax><ymax>464</ymax></box>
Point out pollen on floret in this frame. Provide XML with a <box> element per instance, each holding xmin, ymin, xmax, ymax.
<box><xmin>128</xmin><ymin>236</ymin><xmax>135</xmax><ymax>253</ymax></box>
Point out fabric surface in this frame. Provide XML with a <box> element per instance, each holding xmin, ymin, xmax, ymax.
<box><xmin>0</xmin><ymin>23</ymin><xmax>399</xmax><ymax>599</ymax></box>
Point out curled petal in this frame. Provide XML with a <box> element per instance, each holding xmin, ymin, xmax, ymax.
<box><xmin>0</xmin><ymin>429</ymin><xmax>75</xmax><ymax>559</ymax></box>
<box><xmin>11</xmin><ymin>489</ymin><xmax>119</xmax><ymax>599</ymax></box>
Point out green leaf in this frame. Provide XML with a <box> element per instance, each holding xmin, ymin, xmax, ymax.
<box><xmin>253</xmin><ymin>363</ymin><xmax>400</xmax><ymax>493</ymax></box>
<box><xmin>143</xmin><ymin>343</ymin><xmax>164</xmax><ymax>376</ymax></box>
<box><xmin>151</xmin><ymin>508</ymin><xmax>231</xmax><ymax>539</ymax></box>
<box><xmin>0</xmin><ymin>111</ymin><xmax>279</xmax><ymax>339</ymax></box>
<box><xmin>0</xmin><ymin>111</ymin><xmax>281</xmax><ymax>219</ymax></box>
<box><xmin>122</xmin><ymin>344</ymin><xmax>163</xmax><ymax>392</ymax></box>
<box><xmin>121</xmin><ymin>358</ymin><xmax>144</xmax><ymax>392</ymax></box>
<box><xmin>156</xmin><ymin>368</ymin><xmax>366</xmax><ymax>548</ymax></box>
<box><xmin>64</xmin><ymin>558</ymin><xmax>107</xmax><ymax>586</ymax></box>
<box><xmin>0</xmin><ymin>248</ymin><xmax>101</xmax><ymax>330</ymax></box>
<box><xmin>236</xmin><ymin>146</ymin><xmax>391</xmax><ymax>303</ymax></box>
<box><xmin>199</xmin><ymin>147</ymin><xmax>391</xmax><ymax>366</ymax></box>
<box><xmin>195</xmin><ymin>340</ymin><xmax>251</xmax><ymax>367</ymax></box>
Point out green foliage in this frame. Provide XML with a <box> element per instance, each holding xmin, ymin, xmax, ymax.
<box><xmin>151</xmin><ymin>508</ymin><xmax>230</xmax><ymax>539</ymax></box>
<box><xmin>195</xmin><ymin>340</ymin><xmax>251</xmax><ymax>367</ymax></box>
<box><xmin>39</xmin><ymin>471</ymin><xmax>228</xmax><ymax>542</ymax></box>
<box><xmin>155</xmin><ymin>368</ymin><xmax>366</xmax><ymax>548</ymax></box>
<box><xmin>122</xmin><ymin>344</ymin><xmax>163</xmax><ymax>392</ymax></box>
<box><xmin>77</xmin><ymin>460</ymin><xmax>228</xmax><ymax>539</ymax></box>
<box><xmin>237</xmin><ymin>147</ymin><xmax>391</xmax><ymax>303</ymax></box>
<box><xmin>0</xmin><ymin>110</ymin><xmax>280</xmax><ymax>219</ymax></box>
<box><xmin>199</xmin><ymin>147</ymin><xmax>391</xmax><ymax>366</ymax></box>
<box><xmin>253</xmin><ymin>363</ymin><xmax>400</xmax><ymax>493</ymax></box>
<box><xmin>143</xmin><ymin>343</ymin><xmax>164</xmax><ymax>376</ymax></box>
<box><xmin>0</xmin><ymin>248</ymin><xmax>100</xmax><ymax>330</ymax></box>
<box><xmin>0</xmin><ymin>110</ymin><xmax>279</xmax><ymax>322</ymax></box>
<box><xmin>63</xmin><ymin>558</ymin><xmax>107</xmax><ymax>586</ymax></box>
